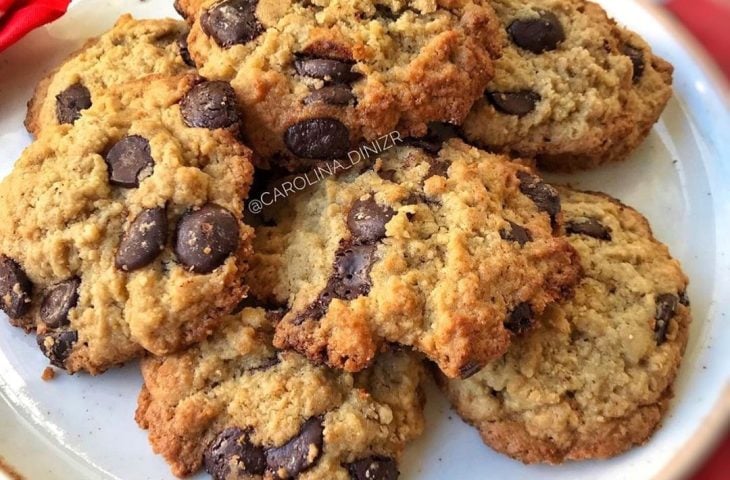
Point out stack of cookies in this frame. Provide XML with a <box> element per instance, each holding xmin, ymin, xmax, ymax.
<box><xmin>0</xmin><ymin>0</ymin><xmax>691</xmax><ymax>478</ymax></box>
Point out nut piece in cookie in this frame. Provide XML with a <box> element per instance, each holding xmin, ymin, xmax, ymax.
<box><xmin>1</xmin><ymin>74</ymin><xmax>255</xmax><ymax>374</ymax></box>
<box><xmin>248</xmin><ymin>139</ymin><xmax>582</xmax><ymax>378</ymax></box>
<box><xmin>438</xmin><ymin>188</ymin><xmax>691</xmax><ymax>463</ymax></box>
<box><xmin>135</xmin><ymin>307</ymin><xmax>426</xmax><ymax>478</ymax></box>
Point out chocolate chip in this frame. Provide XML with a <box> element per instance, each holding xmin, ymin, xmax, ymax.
<box><xmin>679</xmin><ymin>290</ymin><xmax>690</xmax><ymax>307</ymax></box>
<box><xmin>486</xmin><ymin>91</ymin><xmax>541</xmax><ymax>116</ymax></box>
<box><xmin>201</xmin><ymin>0</ymin><xmax>263</xmax><ymax>48</ymax></box>
<box><xmin>284</xmin><ymin>118</ymin><xmax>350</xmax><ymax>159</ymax></box>
<box><xmin>266</xmin><ymin>418</ymin><xmax>323</xmax><ymax>478</ymax></box>
<box><xmin>347</xmin><ymin>456</ymin><xmax>399</xmax><ymax>480</ymax></box>
<box><xmin>458</xmin><ymin>362</ymin><xmax>483</xmax><ymax>379</ymax></box>
<box><xmin>55</xmin><ymin>83</ymin><xmax>91</xmax><ymax>125</ymax></box>
<box><xmin>37</xmin><ymin>330</ymin><xmax>77</xmax><ymax>368</ymax></box>
<box><xmin>508</xmin><ymin>11</ymin><xmax>565</xmax><ymax>54</ymax></box>
<box><xmin>303</xmin><ymin>85</ymin><xmax>355</xmax><ymax>106</ymax></box>
<box><xmin>566</xmin><ymin>218</ymin><xmax>612</xmax><ymax>241</ymax></box>
<box><xmin>116</xmin><ymin>208</ymin><xmax>168</xmax><ymax>272</ymax></box>
<box><xmin>621</xmin><ymin>44</ymin><xmax>645</xmax><ymax>83</ymax></box>
<box><xmin>178</xmin><ymin>32</ymin><xmax>196</xmax><ymax>67</ymax></box>
<box><xmin>347</xmin><ymin>198</ymin><xmax>394</xmax><ymax>244</ymax></box>
<box><xmin>404</xmin><ymin>122</ymin><xmax>460</xmax><ymax>154</ymax></box>
<box><xmin>173</xmin><ymin>0</ymin><xmax>188</xmax><ymax>19</ymax></box>
<box><xmin>181</xmin><ymin>81</ymin><xmax>240</xmax><ymax>129</ymax></box>
<box><xmin>40</xmin><ymin>278</ymin><xmax>80</xmax><ymax>328</ymax></box>
<box><xmin>175</xmin><ymin>204</ymin><xmax>239</xmax><ymax>274</ymax></box>
<box><xmin>654</xmin><ymin>293</ymin><xmax>678</xmax><ymax>345</ymax></box>
<box><xmin>294</xmin><ymin>57</ymin><xmax>361</xmax><ymax>84</ymax></box>
<box><xmin>204</xmin><ymin>428</ymin><xmax>266</xmax><ymax>479</ymax></box>
<box><xmin>325</xmin><ymin>242</ymin><xmax>377</xmax><ymax>301</ymax></box>
<box><xmin>499</xmin><ymin>221</ymin><xmax>532</xmax><ymax>246</ymax></box>
<box><xmin>516</xmin><ymin>171</ymin><xmax>560</xmax><ymax>225</ymax></box>
<box><xmin>0</xmin><ymin>256</ymin><xmax>33</xmax><ymax>319</ymax></box>
<box><xmin>105</xmin><ymin>135</ymin><xmax>154</xmax><ymax>188</ymax></box>
<box><xmin>504</xmin><ymin>302</ymin><xmax>533</xmax><ymax>334</ymax></box>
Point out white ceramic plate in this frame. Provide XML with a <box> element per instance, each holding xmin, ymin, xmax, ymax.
<box><xmin>0</xmin><ymin>1</ymin><xmax>728</xmax><ymax>479</ymax></box>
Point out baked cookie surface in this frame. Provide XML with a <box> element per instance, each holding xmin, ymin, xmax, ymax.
<box><xmin>136</xmin><ymin>306</ymin><xmax>426</xmax><ymax>479</ymax></box>
<box><xmin>462</xmin><ymin>0</ymin><xmax>673</xmax><ymax>171</ymax></box>
<box><xmin>438</xmin><ymin>188</ymin><xmax>690</xmax><ymax>463</ymax></box>
<box><xmin>181</xmin><ymin>0</ymin><xmax>501</xmax><ymax>169</ymax></box>
<box><xmin>0</xmin><ymin>74</ymin><xmax>254</xmax><ymax>374</ymax></box>
<box><xmin>25</xmin><ymin>15</ymin><xmax>193</xmax><ymax>137</ymax></box>
<box><xmin>248</xmin><ymin>139</ymin><xmax>581</xmax><ymax>378</ymax></box>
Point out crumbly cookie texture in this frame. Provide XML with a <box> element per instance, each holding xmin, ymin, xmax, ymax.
<box><xmin>136</xmin><ymin>307</ymin><xmax>426</xmax><ymax>479</ymax></box>
<box><xmin>462</xmin><ymin>0</ymin><xmax>673</xmax><ymax>171</ymax></box>
<box><xmin>0</xmin><ymin>74</ymin><xmax>255</xmax><ymax>374</ymax></box>
<box><xmin>438</xmin><ymin>188</ymin><xmax>690</xmax><ymax>463</ymax></box>
<box><xmin>247</xmin><ymin>139</ymin><xmax>581</xmax><ymax>378</ymax></box>
<box><xmin>181</xmin><ymin>0</ymin><xmax>501</xmax><ymax>169</ymax></box>
<box><xmin>25</xmin><ymin>14</ymin><xmax>193</xmax><ymax>138</ymax></box>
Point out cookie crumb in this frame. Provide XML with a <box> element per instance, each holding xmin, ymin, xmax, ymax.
<box><xmin>41</xmin><ymin>367</ymin><xmax>55</xmax><ymax>381</ymax></box>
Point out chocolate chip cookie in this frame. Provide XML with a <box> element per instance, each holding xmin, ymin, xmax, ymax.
<box><xmin>0</xmin><ymin>74</ymin><xmax>255</xmax><ymax>374</ymax></box>
<box><xmin>462</xmin><ymin>0</ymin><xmax>673</xmax><ymax>171</ymax></box>
<box><xmin>178</xmin><ymin>0</ymin><xmax>501</xmax><ymax>169</ymax></box>
<box><xmin>438</xmin><ymin>188</ymin><xmax>690</xmax><ymax>463</ymax></box>
<box><xmin>135</xmin><ymin>306</ymin><xmax>426</xmax><ymax>479</ymax></box>
<box><xmin>247</xmin><ymin>139</ymin><xmax>581</xmax><ymax>378</ymax></box>
<box><xmin>25</xmin><ymin>15</ymin><xmax>193</xmax><ymax>138</ymax></box>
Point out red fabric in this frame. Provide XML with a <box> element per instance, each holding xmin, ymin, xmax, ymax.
<box><xmin>667</xmin><ymin>0</ymin><xmax>730</xmax><ymax>78</ymax></box>
<box><xmin>692</xmin><ymin>434</ymin><xmax>730</xmax><ymax>480</ymax></box>
<box><xmin>0</xmin><ymin>0</ymin><xmax>71</xmax><ymax>53</ymax></box>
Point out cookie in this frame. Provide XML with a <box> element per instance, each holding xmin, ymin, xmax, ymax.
<box><xmin>461</xmin><ymin>0</ymin><xmax>673</xmax><ymax>171</ymax></box>
<box><xmin>438</xmin><ymin>188</ymin><xmax>690</xmax><ymax>463</ymax></box>
<box><xmin>25</xmin><ymin>15</ymin><xmax>193</xmax><ymax>138</ymax></box>
<box><xmin>179</xmin><ymin>0</ymin><xmax>501</xmax><ymax>170</ymax></box>
<box><xmin>0</xmin><ymin>74</ymin><xmax>255</xmax><ymax>374</ymax></box>
<box><xmin>247</xmin><ymin>139</ymin><xmax>581</xmax><ymax>378</ymax></box>
<box><xmin>135</xmin><ymin>306</ymin><xmax>426</xmax><ymax>479</ymax></box>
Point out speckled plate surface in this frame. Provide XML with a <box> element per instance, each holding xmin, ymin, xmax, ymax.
<box><xmin>1</xmin><ymin>1</ymin><xmax>729</xmax><ymax>479</ymax></box>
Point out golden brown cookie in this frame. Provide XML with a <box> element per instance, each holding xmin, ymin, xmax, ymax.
<box><xmin>247</xmin><ymin>139</ymin><xmax>581</xmax><ymax>378</ymax></box>
<box><xmin>0</xmin><ymin>74</ymin><xmax>255</xmax><ymax>374</ymax></box>
<box><xmin>136</xmin><ymin>306</ymin><xmax>426</xmax><ymax>479</ymax></box>
<box><xmin>180</xmin><ymin>0</ymin><xmax>502</xmax><ymax>170</ymax></box>
<box><xmin>438</xmin><ymin>188</ymin><xmax>691</xmax><ymax>463</ymax></box>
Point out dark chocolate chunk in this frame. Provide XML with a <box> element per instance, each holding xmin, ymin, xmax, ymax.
<box><xmin>504</xmin><ymin>302</ymin><xmax>534</xmax><ymax>335</ymax></box>
<box><xmin>55</xmin><ymin>83</ymin><xmax>91</xmax><ymax>125</ymax></box>
<box><xmin>499</xmin><ymin>221</ymin><xmax>532</xmax><ymax>246</ymax></box>
<box><xmin>116</xmin><ymin>207</ymin><xmax>168</xmax><ymax>272</ymax></box>
<box><xmin>679</xmin><ymin>290</ymin><xmax>690</xmax><ymax>307</ymax></box>
<box><xmin>303</xmin><ymin>85</ymin><xmax>355</xmax><ymax>106</ymax></box>
<box><xmin>346</xmin><ymin>456</ymin><xmax>399</xmax><ymax>480</ymax></box>
<box><xmin>458</xmin><ymin>362</ymin><xmax>483</xmax><ymax>379</ymax></box>
<box><xmin>266</xmin><ymin>418</ymin><xmax>324</xmax><ymax>478</ymax></box>
<box><xmin>105</xmin><ymin>135</ymin><xmax>154</xmax><ymax>188</ymax></box>
<box><xmin>181</xmin><ymin>80</ymin><xmax>240</xmax><ymax>129</ymax></box>
<box><xmin>516</xmin><ymin>171</ymin><xmax>560</xmax><ymax>224</ymax></box>
<box><xmin>37</xmin><ymin>330</ymin><xmax>77</xmax><ymax>368</ymax></box>
<box><xmin>654</xmin><ymin>293</ymin><xmax>678</xmax><ymax>345</ymax></box>
<box><xmin>178</xmin><ymin>32</ymin><xmax>196</xmax><ymax>67</ymax></box>
<box><xmin>0</xmin><ymin>256</ymin><xmax>33</xmax><ymax>319</ymax></box>
<box><xmin>346</xmin><ymin>198</ymin><xmax>394</xmax><ymax>244</ymax></box>
<box><xmin>404</xmin><ymin>122</ymin><xmax>460</xmax><ymax>154</ymax></box>
<box><xmin>508</xmin><ymin>11</ymin><xmax>565</xmax><ymax>53</ymax></box>
<box><xmin>40</xmin><ymin>278</ymin><xmax>80</xmax><ymax>328</ymax></box>
<box><xmin>566</xmin><ymin>218</ymin><xmax>612</xmax><ymax>241</ymax></box>
<box><xmin>621</xmin><ymin>44</ymin><xmax>646</xmax><ymax>83</ymax></box>
<box><xmin>175</xmin><ymin>204</ymin><xmax>239</xmax><ymax>274</ymax></box>
<box><xmin>486</xmin><ymin>91</ymin><xmax>541</xmax><ymax>116</ymax></box>
<box><xmin>201</xmin><ymin>0</ymin><xmax>263</xmax><ymax>48</ymax></box>
<box><xmin>284</xmin><ymin>117</ymin><xmax>350</xmax><ymax>159</ymax></box>
<box><xmin>204</xmin><ymin>427</ymin><xmax>266</xmax><ymax>479</ymax></box>
<box><xmin>294</xmin><ymin>57</ymin><xmax>361</xmax><ymax>83</ymax></box>
<box><xmin>325</xmin><ymin>242</ymin><xmax>377</xmax><ymax>301</ymax></box>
